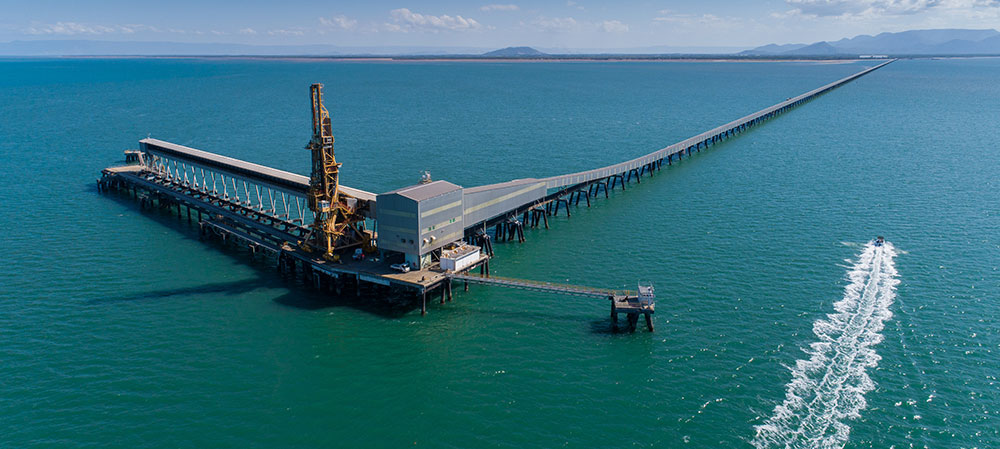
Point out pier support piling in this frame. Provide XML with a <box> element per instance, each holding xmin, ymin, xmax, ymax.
<box><xmin>627</xmin><ymin>313</ymin><xmax>639</xmax><ymax>333</ymax></box>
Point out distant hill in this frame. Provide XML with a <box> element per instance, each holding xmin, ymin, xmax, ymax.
<box><xmin>742</xmin><ymin>29</ymin><xmax>1000</xmax><ymax>56</ymax></box>
<box><xmin>746</xmin><ymin>43</ymin><xmax>807</xmax><ymax>54</ymax></box>
<box><xmin>482</xmin><ymin>46</ymin><xmax>547</xmax><ymax>57</ymax></box>
<box><xmin>782</xmin><ymin>41</ymin><xmax>840</xmax><ymax>56</ymax></box>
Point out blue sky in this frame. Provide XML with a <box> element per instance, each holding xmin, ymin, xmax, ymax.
<box><xmin>2</xmin><ymin>0</ymin><xmax>999</xmax><ymax>49</ymax></box>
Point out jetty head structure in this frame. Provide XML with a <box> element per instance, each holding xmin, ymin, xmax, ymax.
<box><xmin>98</xmin><ymin>60</ymin><xmax>893</xmax><ymax>331</ymax></box>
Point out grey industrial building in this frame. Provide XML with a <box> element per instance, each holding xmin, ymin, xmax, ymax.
<box><xmin>375</xmin><ymin>181</ymin><xmax>464</xmax><ymax>268</ymax></box>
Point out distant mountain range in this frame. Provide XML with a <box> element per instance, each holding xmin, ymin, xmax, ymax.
<box><xmin>3</xmin><ymin>29</ymin><xmax>1000</xmax><ymax>57</ymax></box>
<box><xmin>743</xmin><ymin>29</ymin><xmax>1000</xmax><ymax>56</ymax></box>
<box><xmin>0</xmin><ymin>40</ymin><xmax>747</xmax><ymax>56</ymax></box>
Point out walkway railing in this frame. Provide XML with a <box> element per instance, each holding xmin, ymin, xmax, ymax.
<box><xmin>448</xmin><ymin>273</ymin><xmax>634</xmax><ymax>299</ymax></box>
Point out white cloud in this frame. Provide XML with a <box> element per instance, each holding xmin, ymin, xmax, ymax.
<box><xmin>320</xmin><ymin>15</ymin><xmax>358</xmax><ymax>30</ymax></box>
<box><xmin>480</xmin><ymin>4</ymin><xmax>519</xmax><ymax>11</ymax></box>
<box><xmin>386</xmin><ymin>8</ymin><xmax>483</xmax><ymax>32</ymax></box>
<box><xmin>600</xmin><ymin>20</ymin><xmax>629</xmax><ymax>32</ymax></box>
<box><xmin>26</xmin><ymin>22</ymin><xmax>114</xmax><ymax>35</ymax></box>
<box><xmin>239</xmin><ymin>28</ymin><xmax>257</xmax><ymax>35</ymax></box>
<box><xmin>939</xmin><ymin>0</ymin><xmax>999</xmax><ymax>7</ymax></box>
<box><xmin>23</xmin><ymin>22</ymin><xmax>171</xmax><ymax>35</ymax></box>
<box><xmin>781</xmin><ymin>0</ymin><xmax>1000</xmax><ymax>18</ymax></box>
<box><xmin>530</xmin><ymin>16</ymin><xmax>580</xmax><ymax>32</ymax></box>
<box><xmin>652</xmin><ymin>13</ymin><xmax>729</xmax><ymax>26</ymax></box>
<box><xmin>526</xmin><ymin>16</ymin><xmax>629</xmax><ymax>33</ymax></box>
<box><xmin>267</xmin><ymin>28</ymin><xmax>305</xmax><ymax>36</ymax></box>
<box><xmin>786</xmin><ymin>0</ymin><xmax>933</xmax><ymax>17</ymax></box>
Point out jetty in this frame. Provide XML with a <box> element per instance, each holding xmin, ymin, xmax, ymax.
<box><xmin>98</xmin><ymin>59</ymin><xmax>893</xmax><ymax>330</ymax></box>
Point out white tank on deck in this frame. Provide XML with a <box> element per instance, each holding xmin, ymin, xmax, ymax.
<box><xmin>440</xmin><ymin>242</ymin><xmax>481</xmax><ymax>272</ymax></box>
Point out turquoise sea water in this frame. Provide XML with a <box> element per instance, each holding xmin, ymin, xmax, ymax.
<box><xmin>1</xmin><ymin>58</ymin><xmax>998</xmax><ymax>448</ymax></box>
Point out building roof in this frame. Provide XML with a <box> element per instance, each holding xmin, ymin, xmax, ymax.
<box><xmin>382</xmin><ymin>180</ymin><xmax>462</xmax><ymax>201</ymax></box>
<box><xmin>140</xmin><ymin>138</ymin><xmax>376</xmax><ymax>201</ymax></box>
<box><xmin>463</xmin><ymin>178</ymin><xmax>542</xmax><ymax>194</ymax></box>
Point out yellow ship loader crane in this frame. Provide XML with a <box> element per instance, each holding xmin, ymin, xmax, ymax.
<box><xmin>302</xmin><ymin>83</ymin><xmax>367</xmax><ymax>258</ymax></box>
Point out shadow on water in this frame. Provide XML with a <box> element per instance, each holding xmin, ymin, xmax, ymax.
<box><xmin>90</xmin><ymin>274</ymin><xmax>420</xmax><ymax>318</ymax></box>
<box><xmin>90</xmin><ymin>278</ymin><xmax>274</xmax><ymax>303</ymax></box>
<box><xmin>456</xmin><ymin>299</ymin><xmax>646</xmax><ymax>335</ymax></box>
<box><xmin>588</xmin><ymin>318</ymin><xmax>659</xmax><ymax>336</ymax></box>
<box><xmin>588</xmin><ymin>318</ymin><xmax>618</xmax><ymax>335</ymax></box>
<box><xmin>457</xmin><ymin>304</ymin><xmax>599</xmax><ymax>324</ymax></box>
<box><xmin>271</xmin><ymin>289</ymin><xmax>418</xmax><ymax>318</ymax></box>
<box><xmin>95</xmin><ymin>186</ymin><xmax>421</xmax><ymax>318</ymax></box>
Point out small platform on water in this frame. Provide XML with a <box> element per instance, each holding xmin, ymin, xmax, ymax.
<box><xmin>611</xmin><ymin>296</ymin><xmax>655</xmax><ymax>332</ymax></box>
<box><xmin>611</xmin><ymin>282</ymin><xmax>655</xmax><ymax>332</ymax></box>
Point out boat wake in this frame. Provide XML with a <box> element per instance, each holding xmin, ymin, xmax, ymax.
<box><xmin>752</xmin><ymin>241</ymin><xmax>900</xmax><ymax>449</ymax></box>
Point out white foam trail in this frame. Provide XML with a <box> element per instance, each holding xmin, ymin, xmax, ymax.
<box><xmin>752</xmin><ymin>241</ymin><xmax>900</xmax><ymax>449</ymax></box>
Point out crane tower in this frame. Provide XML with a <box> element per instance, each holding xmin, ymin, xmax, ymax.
<box><xmin>303</xmin><ymin>83</ymin><xmax>367</xmax><ymax>257</ymax></box>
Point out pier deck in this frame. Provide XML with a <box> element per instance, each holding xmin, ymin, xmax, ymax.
<box><xmin>99</xmin><ymin>165</ymin><xmax>490</xmax><ymax>314</ymax></box>
<box><xmin>99</xmin><ymin>59</ymin><xmax>894</xmax><ymax>323</ymax></box>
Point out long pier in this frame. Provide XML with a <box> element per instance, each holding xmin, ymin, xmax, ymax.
<box><xmin>99</xmin><ymin>59</ymin><xmax>893</xmax><ymax>324</ymax></box>
<box><xmin>539</xmin><ymin>60</ymin><xmax>894</xmax><ymax>190</ymax></box>
<box><xmin>461</xmin><ymin>59</ymin><xmax>895</xmax><ymax>238</ymax></box>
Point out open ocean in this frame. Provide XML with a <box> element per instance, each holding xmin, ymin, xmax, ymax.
<box><xmin>1</xmin><ymin>57</ymin><xmax>997</xmax><ymax>448</ymax></box>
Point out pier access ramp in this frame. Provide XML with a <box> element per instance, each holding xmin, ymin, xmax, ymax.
<box><xmin>461</xmin><ymin>179</ymin><xmax>547</xmax><ymax>227</ymax></box>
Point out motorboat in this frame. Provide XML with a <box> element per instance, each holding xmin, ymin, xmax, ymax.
<box><xmin>874</xmin><ymin>236</ymin><xmax>885</xmax><ymax>247</ymax></box>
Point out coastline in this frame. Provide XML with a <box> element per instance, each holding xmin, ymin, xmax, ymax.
<box><xmin>36</xmin><ymin>54</ymin><xmax>999</xmax><ymax>63</ymax></box>
<box><xmin>53</xmin><ymin>54</ymin><xmax>895</xmax><ymax>63</ymax></box>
